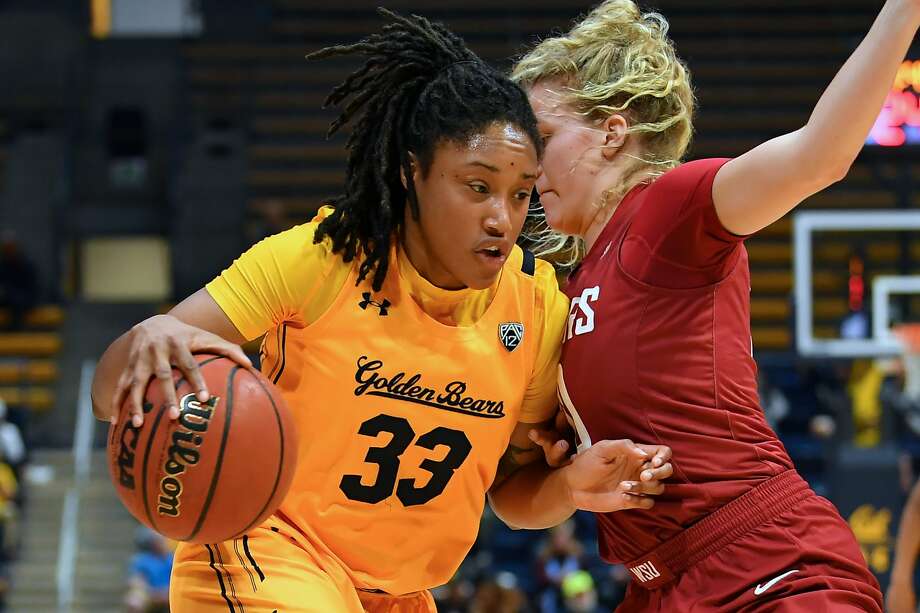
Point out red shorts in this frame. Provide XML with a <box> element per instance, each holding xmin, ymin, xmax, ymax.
<box><xmin>618</xmin><ymin>472</ymin><xmax>882</xmax><ymax>612</ymax></box>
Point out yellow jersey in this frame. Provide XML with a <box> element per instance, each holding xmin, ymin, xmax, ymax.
<box><xmin>206</xmin><ymin>209</ymin><xmax>568</xmax><ymax>595</ymax></box>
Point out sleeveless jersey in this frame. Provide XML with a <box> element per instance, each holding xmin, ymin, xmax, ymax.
<box><xmin>559</xmin><ymin>160</ymin><xmax>794</xmax><ymax>564</ymax></box>
<box><xmin>206</xmin><ymin>213</ymin><xmax>567</xmax><ymax>594</ymax></box>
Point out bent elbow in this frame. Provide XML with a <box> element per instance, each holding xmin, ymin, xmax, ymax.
<box><xmin>813</xmin><ymin>152</ymin><xmax>856</xmax><ymax>187</ymax></box>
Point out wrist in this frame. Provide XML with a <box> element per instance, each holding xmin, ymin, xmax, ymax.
<box><xmin>890</xmin><ymin>566</ymin><xmax>916</xmax><ymax>585</ymax></box>
<box><xmin>136</xmin><ymin>313</ymin><xmax>170</xmax><ymax>330</ymax></box>
<box><xmin>558</xmin><ymin>464</ymin><xmax>577</xmax><ymax>511</ymax></box>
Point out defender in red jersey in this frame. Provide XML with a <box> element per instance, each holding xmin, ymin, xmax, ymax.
<box><xmin>512</xmin><ymin>0</ymin><xmax>920</xmax><ymax>610</ymax></box>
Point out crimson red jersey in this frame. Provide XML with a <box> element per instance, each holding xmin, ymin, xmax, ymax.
<box><xmin>559</xmin><ymin>158</ymin><xmax>794</xmax><ymax>564</ymax></box>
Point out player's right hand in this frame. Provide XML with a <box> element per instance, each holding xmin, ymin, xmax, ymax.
<box><xmin>109</xmin><ymin>314</ymin><xmax>251</xmax><ymax>428</ymax></box>
<box><xmin>561</xmin><ymin>439</ymin><xmax>673</xmax><ymax>513</ymax></box>
<box><xmin>886</xmin><ymin>578</ymin><xmax>917</xmax><ymax>613</ymax></box>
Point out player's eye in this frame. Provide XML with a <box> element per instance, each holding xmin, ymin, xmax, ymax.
<box><xmin>469</xmin><ymin>182</ymin><xmax>488</xmax><ymax>194</ymax></box>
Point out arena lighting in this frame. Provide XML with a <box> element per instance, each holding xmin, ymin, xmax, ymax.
<box><xmin>866</xmin><ymin>59</ymin><xmax>920</xmax><ymax>146</ymax></box>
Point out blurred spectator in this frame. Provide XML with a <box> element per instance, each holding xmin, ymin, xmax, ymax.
<box><xmin>479</xmin><ymin>507</ymin><xmax>538</xmax><ymax>593</ymax></box>
<box><xmin>594</xmin><ymin>564</ymin><xmax>631</xmax><ymax>609</ymax></box>
<box><xmin>881</xmin><ymin>327</ymin><xmax>920</xmax><ymax>443</ymax></box>
<box><xmin>535</xmin><ymin>520</ymin><xmax>584</xmax><ymax>613</ymax></box>
<box><xmin>125</xmin><ymin>527</ymin><xmax>173</xmax><ymax>613</ymax></box>
<box><xmin>0</xmin><ymin>233</ymin><xmax>38</xmax><ymax>330</ymax></box>
<box><xmin>0</xmin><ymin>400</ymin><xmax>25</xmax><ymax>479</ymax></box>
<box><xmin>848</xmin><ymin>359</ymin><xmax>886</xmax><ymax>447</ymax></box>
<box><xmin>560</xmin><ymin>570</ymin><xmax>603</xmax><ymax>613</ymax></box>
<box><xmin>0</xmin><ymin>456</ymin><xmax>18</xmax><ymax>559</ymax></box>
<box><xmin>797</xmin><ymin>361</ymin><xmax>850</xmax><ymax>446</ymax></box>
<box><xmin>471</xmin><ymin>571</ymin><xmax>527</xmax><ymax>613</ymax></box>
<box><xmin>758</xmin><ymin>371</ymin><xmax>790</xmax><ymax>431</ymax></box>
<box><xmin>434</xmin><ymin>576</ymin><xmax>476</xmax><ymax>613</ymax></box>
<box><xmin>840</xmin><ymin>310</ymin><xmax>870</xmax><ymax>341</ymax></box>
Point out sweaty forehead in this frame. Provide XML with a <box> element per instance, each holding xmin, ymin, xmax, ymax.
<box><xmin>464</xmin><ymin>123</ymin><xmax>533</xmax><ymax>152</ymax></box>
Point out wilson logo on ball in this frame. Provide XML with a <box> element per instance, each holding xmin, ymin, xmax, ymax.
<box><xmin>158</xmin><ymin>394</ymin><xmax>219</xmax><ymax>517</ymax></box>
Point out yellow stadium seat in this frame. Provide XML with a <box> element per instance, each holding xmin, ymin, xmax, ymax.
<box><xmin>0</xmin><ymin>361</ymin><xmax>57</xmax><ymax>384</ymax></box>
<box><xmin>815</xmin><ymin>299</ymin><xmax>849</xmax><ymax>319</ymax></box>
<box><xmin>746</xmin><ymin>242</ymin><xmax>791</xmax><ymax>265</ymax></box>
<box><xmin>0</xmin><ymin>387</ymin><xmax>54</xmax><ymax>412</ymax></box>
<box><xmin>752</xmin><ymin>327</ymin><xmax>790</xmax><ymax>350</ymax></box>
<box><xmin>750</xmin><ymin>299</ymin><xmax>789</xmax><ymax>321</ymax></box>
<box><xmin>0</xmin><ymin>333</ymin><xmax>62</xmax><ymax>357</ymax></box>
<box><xmin>0</xmin><ymin>305</ymin><xmax>65</xmax><ymax>329</ymax></box>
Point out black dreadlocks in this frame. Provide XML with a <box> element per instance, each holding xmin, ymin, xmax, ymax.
<box><xmin>307</xmin><ymin>8</ymin><xmax>542</xmax><ymax>291</ymax></box>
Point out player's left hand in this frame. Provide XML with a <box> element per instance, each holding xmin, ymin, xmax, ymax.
<box><xmin>636</xmin><ymin>443</ymin><xmax>672</xmax><ymax>475</ymax></box>
<box><xmin>561</xmin><ymin>439</ymin><xmax>673</xmax><ymax>513</ymax></box>
<box><xmin>529</xmin><ymin>408</ymin><xmax>576</xmax><ymax>467</ymax></box>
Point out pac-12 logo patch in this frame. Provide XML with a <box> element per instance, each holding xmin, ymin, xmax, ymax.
<box><xmin>499</xmin><ymin>322</ymin><xmax>524</xmax><ymax>352</ymax></box>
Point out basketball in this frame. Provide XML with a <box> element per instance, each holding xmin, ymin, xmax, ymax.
<box><xmin>106</xmin><ymin>354</ymin><xmax>298</xmax><ymax>544</ymax></box>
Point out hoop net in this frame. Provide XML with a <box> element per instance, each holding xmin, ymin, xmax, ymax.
<box><xmin>895</xmin><ymin>324</ymin><xmax>920</xmax><ymax>400</ymax></box>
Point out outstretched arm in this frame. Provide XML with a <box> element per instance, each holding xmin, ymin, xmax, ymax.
<box><xmin>713</xmin><ymin>0</ymin><xmax>920</xmax><ymax>236</ymax></box>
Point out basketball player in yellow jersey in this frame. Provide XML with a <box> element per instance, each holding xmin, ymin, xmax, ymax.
<box><xmin>91</xmin><ymin>10</ymin><xmax>672</xmax><ymax>612</ymax></box>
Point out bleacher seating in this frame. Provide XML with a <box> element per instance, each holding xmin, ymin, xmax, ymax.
<box><xmin>0</xmin><ymin>305</ymin><xmax>64</xmax><ymax>329</ymax></box>
<box><xmin>0</xmin><ymin>306</ymin><xmax>63</xmax><ymax>413</ymax></box>
<box><xmin>0</xmin><ymin>360</ymin><xmax>57</xmax><ymax>384</ymax></box>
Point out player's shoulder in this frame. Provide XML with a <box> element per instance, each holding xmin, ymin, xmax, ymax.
<box><xmin>505</xmin><ymin>245</ymin><xmax>567</xmax><ymax>317</ymax></box>
<box><xmin>505</xmin><ymin>245</ymin><xmax>557</xmax><ymax>285</ymax></box>
<box><xmin>646</xmin><ymin>158</ymin><xmax>732</xmax><ymax>197</ymax></box>
<box><xmin>260</xmin><ymin>206</ymin><xmax>334</xmax><ymax>252</ymax></box>
<box><xmin>246</xmin><ymin>206</ymin><xmax>343</xmax><ymax>277</ymax></box>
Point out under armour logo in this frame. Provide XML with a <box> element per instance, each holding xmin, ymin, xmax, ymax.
<box><xmin>359</xmin><ymin>292</ymin><xmax>390</xmax><ymax>316</ymax></box>
<box><xmin>499</xmin><ymin>322</ymin><xmax>524</xmax><ymax>352</ymax></box>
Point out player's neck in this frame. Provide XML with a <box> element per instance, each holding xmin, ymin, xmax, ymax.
<box><xmin>583</xmin><ymin>202</ymin><xmax>619</xmax><ymax>254</ymax></box>
<box><xmin>400</xmin><ymin>218</ymin><xmax>466</xmax><ymax>291</ymax></box>
<box><xmin>580</xmin><ymin>144</ymin><xmax>652</xmax><ymax>253</ymax></box>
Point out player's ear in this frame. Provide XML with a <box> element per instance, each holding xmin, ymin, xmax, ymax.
<box><xmin>401</xmin><ymin>152</ymin><xmax>419</xmax><ymax>189</ymax></box>
<box><xmin>602</xmin><ymin>114</ymin><xmax>629</xmax><ymax>161</ymax></box>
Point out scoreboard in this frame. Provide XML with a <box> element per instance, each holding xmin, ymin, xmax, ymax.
<box><xmin>867</xmin><ymin>60</ymin><xmax>920</xmax><ymax>147</ymax></box>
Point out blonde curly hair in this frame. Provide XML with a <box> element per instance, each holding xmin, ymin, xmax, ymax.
<box><xmin>513</xmin><ymin>0</ymin><xmax>695</xmax><ymax>268</ymax></box>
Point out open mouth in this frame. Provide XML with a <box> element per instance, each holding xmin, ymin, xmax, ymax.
<box><xmin>474</xmin><ymin>245</ymin><xmax>508</xmax><ymax>271</ymax></box>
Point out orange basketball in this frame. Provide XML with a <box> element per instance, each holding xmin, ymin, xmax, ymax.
<box><xmin>107</xmin><ymin>354</ymin><xmax>298</xmax><ymax>543</ymax></box>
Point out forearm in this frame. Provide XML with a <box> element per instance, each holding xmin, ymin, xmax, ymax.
<box><xmin>489</xmin><ymin>461</ymin><xmax>575</xmax><ymax>530</ymax></box>
<box><xmin>800</xmin><ymin>0</ymin><xmax>920</xmax><ymax>174</ymax></box>
<box><xmin>892</xmin><ymin>482</ymin><xmax>920</xmax><ymax>583</ymax></box>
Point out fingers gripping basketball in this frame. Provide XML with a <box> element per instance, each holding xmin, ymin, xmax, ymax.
<box><xmin>107</xmin><ymin>355</ymin><xmax>299</xmax><ymax>544</ymax></box>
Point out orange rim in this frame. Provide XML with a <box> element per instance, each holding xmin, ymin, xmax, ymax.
<box><xmin>894</xmin><ymin>324</ymin><xmax>920</xmax><ymax>353</ymax></box>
